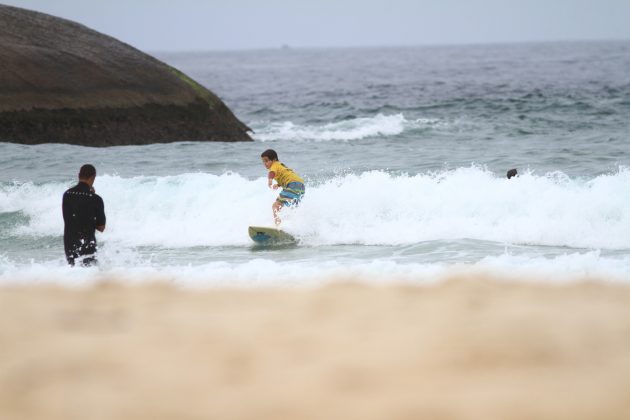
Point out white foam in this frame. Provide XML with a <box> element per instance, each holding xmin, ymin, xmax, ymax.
<box><xmin>1</xmin><ymin>252</ymin><xmax>628</xmax><ymax>287</ymax></box>
<box><xmin>3</xmin><ymin>167</ymin><xmax>630</xmax><ymax>250</ymax></box>
<box><xmin>291</xmin><ymin>166</ymin><xmax>630</xmax><ymax>250</ymax></box>
<box><xmin>253</xmin><ymin>113</ymin><xmax>439</xmax><ymax>141</ymax></box>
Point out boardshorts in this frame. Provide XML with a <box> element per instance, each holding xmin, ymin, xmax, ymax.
<box><xmin>277</xmin><ymin>182</ymin><xmax>305</xmax><ymax>207</ymax></box>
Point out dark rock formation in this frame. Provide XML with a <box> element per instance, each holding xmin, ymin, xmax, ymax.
<box><xmin>0</xmin><ymin>5</ymin><xmax>252</xmax><ymax>146</ymax></box>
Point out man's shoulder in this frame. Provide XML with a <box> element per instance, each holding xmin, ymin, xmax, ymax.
<box><xmin>63</xmin><ymin>185</ymin><xmax>100</xmax><ymax>200</ymax></box>
<box><xmin>64</xmin><ymin>188</ymin><xmax>90</xmax><ymax>196</ymax></box>
<box><xmin>63</xmin><ymin>185</ymin><xmax>78</xmax><ymax>199</ymax></box>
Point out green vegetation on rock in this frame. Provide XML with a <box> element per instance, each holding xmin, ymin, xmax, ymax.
<box><xmin>168</xmin><ymin>66</ymin><xmax>218</xmax><ymax>110</ymax></box>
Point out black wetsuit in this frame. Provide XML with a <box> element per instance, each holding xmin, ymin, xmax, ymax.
<box><xmin>62</xmin><ymin>182</ymin><xmax>106</xmax><ymax>266</ymax></box>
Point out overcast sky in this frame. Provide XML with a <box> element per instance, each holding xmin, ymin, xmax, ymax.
<box><xmin>3</xmin><ymin>0</ymin><xmax>630</xmax><ymax>51</ymax></box>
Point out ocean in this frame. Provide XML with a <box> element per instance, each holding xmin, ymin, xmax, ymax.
<box><xmin>1</xmin><ymin>40</ymin><xmax>630</xmax><ymax>286</ymax></box>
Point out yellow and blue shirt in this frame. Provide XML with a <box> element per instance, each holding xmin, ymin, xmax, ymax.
<box><xmin>269</xmin><ymin>161</ymin><xmax>304</xmax><ymax>188</ymax></box>
<box><xmin>269</xmin><ymin>161</ymin><xmax>305</xmax><ymax>206</ymax></box>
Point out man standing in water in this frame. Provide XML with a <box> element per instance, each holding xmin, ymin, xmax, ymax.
<box><xmin>62</xmin><ymin>164</ymin><xmax>106</xmax><ymax>266</ymax></box>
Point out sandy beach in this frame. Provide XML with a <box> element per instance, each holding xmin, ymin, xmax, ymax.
<box><xmin>1</xmin><ymin>277</ymin><xmax>630</xmax><ymax>420</ymax></box>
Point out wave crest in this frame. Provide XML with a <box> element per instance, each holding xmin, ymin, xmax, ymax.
<box><xmin>2</xmin><ymin>167</ymin><xmax>630</xmax><ymax>250</ymax></box>
<box><xmin>253</xmin><ymin>113</ymin><xmax>440</xmax><ymax>141</ymax></box>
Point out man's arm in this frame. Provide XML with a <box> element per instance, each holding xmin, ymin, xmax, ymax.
<box><xmin>62</xmin><ymin>192</ymin><xmax>70</xmax><ymax>223</ymax></box>
<box><xmin>95</xmin><ymin>196</ymin><xmax>106</xmax><ymax>232</ymax></box>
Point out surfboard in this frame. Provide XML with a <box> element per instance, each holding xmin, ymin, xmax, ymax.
<box><xmin>248</xmin><ymin>226</ymin><xmax>296</xmax><ymax>245</ymax></box>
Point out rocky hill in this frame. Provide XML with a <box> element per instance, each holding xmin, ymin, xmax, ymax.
<box><xmin>0</xmin><ymin>5</ymin><xmax>252</xmax><ymax>146</ymax></box>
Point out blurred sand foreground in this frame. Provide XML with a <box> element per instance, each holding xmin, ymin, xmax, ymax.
<box><xmin>1</xmin><ymin>277</ymin><xmax>630</xmax><ymax>420</ymax></box>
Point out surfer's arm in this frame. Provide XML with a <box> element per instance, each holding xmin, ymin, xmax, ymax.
<box><xmin>267</xmin><ymin>171</ymin><xmax>276</xmax><ymax>188</ymax></box>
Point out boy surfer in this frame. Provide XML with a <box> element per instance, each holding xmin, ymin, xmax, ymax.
<box><xmin>260</xmin><ymin>149</ymin><xmax>305</xmax><ymax>226</ymax></box>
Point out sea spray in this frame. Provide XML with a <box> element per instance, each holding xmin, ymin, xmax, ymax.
<box><xmin>2</xmin><ymin>167</ymin><xmax>629</xmax><ymax>249</ymax></box>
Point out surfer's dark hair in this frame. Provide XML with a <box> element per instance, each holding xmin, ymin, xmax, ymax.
<box><xmin>79</xmin><ymin>164</ymin><xmax>96</xmax><ymax>179</ymax></box>
<box><xmin>261</xmin><ymin>149</ymin><xmax>278</xmax><ymax>161</ymax></box>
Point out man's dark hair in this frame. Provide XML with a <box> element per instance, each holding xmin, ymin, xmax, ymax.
<box><xmin>79</xmin><ymin>164</ymin><xmax>96</xmax><ymax>179</ymax></box>
<box><xmin>261</xmin><ymin>149</ymin><xmax>278</xmax><ymax>161</ymax></box>
<box><xmin>507</xmin><ymin>168</ymin><xmax>518</xmax><ymax>179</ymax></box>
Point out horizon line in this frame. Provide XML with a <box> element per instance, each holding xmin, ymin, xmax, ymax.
<box><xmin>147</xmin><ymin>37</ymin><xmax>630</xmax><ymax>55</ymax></box>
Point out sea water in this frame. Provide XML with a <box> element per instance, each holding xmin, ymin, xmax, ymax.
<box><xmin>1</xmin><ymin>41</ymin><xmax>630</xmax><ymax>286</ymax></box>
